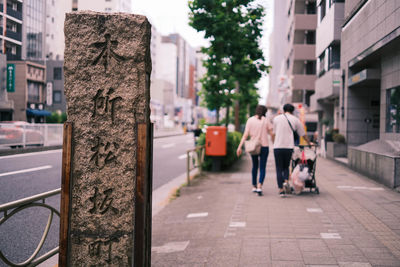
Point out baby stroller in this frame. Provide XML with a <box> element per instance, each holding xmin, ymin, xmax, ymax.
<box><xmin>290</xmin><ymin>145</ymin><xmax>319</xmax><ymax>194</ymax></box>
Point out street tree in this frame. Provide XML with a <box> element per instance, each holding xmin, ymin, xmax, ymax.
<box><xmin>189</xmin><ymin>0</ymin><xmax>269</xmax><ymax>129</ymax></box>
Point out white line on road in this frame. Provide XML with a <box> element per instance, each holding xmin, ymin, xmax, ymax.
<box><xmin>320</xmin><ymin>233</ymin><xmax>341</xmax><ymax>239</ymax></box>
<box><xmin>0</xmin><ymin>165</ymin><xmax>52</xmax><ymax>177</ymax></box>
<box><xmin>0</xmin><ymin>149</ymin><xmax>62</xmax><ymax>160</ymax></box>
<box><xmin>229</xmin><ymin>222</ymin><xmax>246</xmax><ymax>228</ymax></box>
<box><xmin>178</xmin><ymin>154</ymin><xmax>187</xmax><ymax>160</ymax></box>
<box><xmin>152</xmin><ymin>241</ymin><xmax>189</xmax><ymax>253</ymax></box>
<box><xmin>162</xmin><ymin>143</ymin><xmax>176</xmax><ymax>149</ymax></box>
<box><xmin>307</xmin><ymin>208</ymin><xmax>323</xmax><ymax>213</ymax></box>
<box><xmin>187</xmin><ymin>212</ymin><xmax>208</xmax><ymax>218</ymax></box>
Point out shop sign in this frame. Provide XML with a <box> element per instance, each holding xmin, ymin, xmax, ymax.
<box><xmin>6</xmin><ymin>64</ymin><xmax>15</xmax><ymax>92</ymax></box>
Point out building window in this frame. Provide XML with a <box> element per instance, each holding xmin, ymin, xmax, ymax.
<box><xmin>319</xmin><ymin>0</ymin><xmax>326</xmax><ymax>21</ymax></box>
<box><xmin>5</xmin><ymin>42</ymin><xmax>17</xmax><ymax>55</ymax></box>
<box><xmin>305</xmin><ymin>61</ymin><xmax>316</xmax><ymax>75</ymax></box>
<box><xmin>53</xmin><ymin>91</ymin><xmax>62</xmax><ymax>103</ymax></box>
<box><xmin>306</xmin><ymin>1</ymin><xmax>316</xmax><ymax>14</ymax></box>
<box><xmin>6</xmin><ymin>20</ymin><xmax>17</xmax><ymax>32</ymax></box>
<box><xmin>53</xmin><ymin>67</ymin><xmax>62</xmax><ymax>80</ymax></box>
<box><xmin>305</xmin><ymin>31</ymin><xmax>315</xmax><ymax>44</ymax></box>
<box><xmin>105</xmin><ymin>7</ymin><xmax>112</xmax><ymax>12</ymax></box>
<box><xmin>386</xmin><ymin>86</ymin><xmax>400</xmax><ymax>133</ymax></box>
<box><xmin>28</xmin><ymin>82</ymin><xmax>40</xmax><ymax>102</ymax></box>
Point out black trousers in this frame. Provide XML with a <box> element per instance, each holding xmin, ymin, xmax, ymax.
<box><xmin>274</xmin><ymin>148</ymin><xmax>293</xmax><ymax>189</ymax></box>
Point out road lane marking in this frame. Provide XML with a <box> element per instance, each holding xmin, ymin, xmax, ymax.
<box><xmin>178</xmin><ymin>154</ymin><xmax>187</xmax><ymax>160</ymax></box>
<box><xmin>0</xmin><ymin>150</ymin><xmax>62</xmax><ymax>160</ymax></box>
<box><xmin>187</xmin><ymin>212</ymin><xmax>208</xmax><ymax>218</ymax></box>
<box><xmin>162</xmin><ymin>143</ymin><xmax>175</xmax><ymax>149</ymax></box>
<box><xmin>307</xmin><ymin>208</ymin><xmax>323</xmax><ymax>213</ymax></box>
<box><xmin>320</xmin><ymin>233</ymin><xmax>341</xmax><ymax>239</ymax></box>
<box><xmin>152</xmin><ymin>241</ymin><xmax>189</xmax><ymax>253</ymax></box>
<box><xmin>229</xmin><ymin>222</ymin><xmax>246</xmax><ymax>227</ymax></box>
<box><xmin>337</xmin><ymin>185</ymin><xmax>384</xmax><ymax>191</ymax></box>
<box><xmin>0</xmin><ymin>165</ymin><xmax>52</xmax><ymax>177</ymax></box>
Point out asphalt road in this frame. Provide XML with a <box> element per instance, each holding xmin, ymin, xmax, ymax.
<box><xmin>0</xmin><ymin>133</ymin><xmax>195</xmax><ymax>266</ymax></box>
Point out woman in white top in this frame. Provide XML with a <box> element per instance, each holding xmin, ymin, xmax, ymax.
<box><xmin>237</xmin><ymin>105</ymin><xmax>273</xmax><ymax>196</ymax></box>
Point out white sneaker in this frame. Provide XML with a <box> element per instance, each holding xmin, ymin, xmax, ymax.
<box><xmin>256</xmin><ymin>188</ymin><xmax>263</xmax><ymax>196</ymax></box>
<box><xmin>283</xmin><ymin>182</ymin><xmax>291</xmax><ymax>194</ymax></box>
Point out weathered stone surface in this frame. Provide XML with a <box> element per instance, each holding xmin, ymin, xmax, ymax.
<box><xmin>64</xmin><ymin>11</ymin><xmax>151</xmax><ymax>266</ymax></box>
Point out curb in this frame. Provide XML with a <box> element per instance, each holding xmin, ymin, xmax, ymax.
<box><xmin>154</xmin><ymin>132</ymin><xmax>186</xmax><ymax>139</ymax></box>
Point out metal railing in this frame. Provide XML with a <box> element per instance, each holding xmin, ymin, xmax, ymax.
<box><xmin>0</xmin><ymin>188</ymin><xmax>61</xmax><ymax>266</ymax></box>
<box><xmin>0</xmin><ymin>123</ymin><xmax>63</xmax><ymax>148</ymax></box>
<box><xmin>186</xmin><ymin>145</ymin><xmax>205</xmax><ymax>186</ymax></box>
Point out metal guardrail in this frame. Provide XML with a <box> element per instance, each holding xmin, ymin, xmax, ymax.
<box><xmin>0</xmin><ymin>188</ymin><xmax>61</xmax><ymax>267</ymax></box>
<box><xmin>186</xmin><ymin>145</ymin><xmax>205</xmax><ymax>186</ymax></box>
<box><xmin>0</xmin><ymin>123</ymin><xmax>63</xmax><ymax>148</ymax></box>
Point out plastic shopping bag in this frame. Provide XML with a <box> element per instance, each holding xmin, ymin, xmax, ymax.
<box><xmin>291</xmin><ymin>165</ymin><xmax>304</xmax><ymax>194</ymax></box>
<box><xmin>298</xmin><ymin>165</ymin><xmax>310</xmax><ymax>181</ymax></box>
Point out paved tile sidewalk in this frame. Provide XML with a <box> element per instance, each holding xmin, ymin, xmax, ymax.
<box><xmin>152</xmin><ymin>153</ymin><xmax>400</xmax><ymax>266</ymax></box>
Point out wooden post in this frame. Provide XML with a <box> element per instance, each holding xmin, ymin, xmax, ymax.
<box><xmin>134</xmin><ymin>123</ymin><xmax>153</xmax><ymax>266</ymax></box>
<box><xmin>59</xmin><ymin>122</ymin><xmax>73</xmax><ymax>267</ymax></box>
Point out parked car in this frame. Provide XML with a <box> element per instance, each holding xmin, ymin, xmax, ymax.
<box><xmin>0</xmin><ymin>121</ymin><xmax>44</xmax><ymax>148</ymax></box>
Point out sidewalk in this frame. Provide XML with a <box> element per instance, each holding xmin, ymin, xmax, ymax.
<box><xmin>152</xmin><ymin>153</ymin><xmax>400</xmax><ymax>266</ymax></box>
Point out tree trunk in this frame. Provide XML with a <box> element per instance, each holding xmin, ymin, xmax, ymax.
<box><xmin>234</xmin><ymin>81</ymin><xmax>240</xmax><ymax>131</ymax></box>
<box><xmin>216</xmin><ymin>107</ymin><xmax>220</xmax><ymax>124</ymax></box>
<box><xmin>225</xmin><ymin>104</ymin><xmax>230</xmax><ymax>128</ymax></box>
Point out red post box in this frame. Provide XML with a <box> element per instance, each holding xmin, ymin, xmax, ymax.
<box><xmin>205</xmin><ymin>126</ymin><xmax>227</xmax><ymax>156</ymax></box>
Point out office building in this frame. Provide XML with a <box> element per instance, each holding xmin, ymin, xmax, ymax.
<box><xmin>310</xmin><ymin>0</ymin><xmax>344</xmax><ymax>138</ymax></box>
<box><xmin>23</xmin><ymin>0</ymin><xmax>46</xmax><ymax>61</ymax></box>
<box><xmin>340</xmin><ymin>0</ymin><xmax>400</xmax><ymax>187</ymax></box>
<box><xmin>72</xmin><ymin>0</ymin><xmax>131</xmax><ymax>13</ymax></box>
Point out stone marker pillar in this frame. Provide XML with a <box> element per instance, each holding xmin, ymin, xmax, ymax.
<box><xmin>60</xmin><ymin>12</ymin><xmax>152</xmax><ymax>266</ymax></box>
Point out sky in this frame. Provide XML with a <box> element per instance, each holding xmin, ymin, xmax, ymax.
<box><xmin>131</xmin><ymin>0</ymin><xmax>274</xmax><ymax>103</ymax></box>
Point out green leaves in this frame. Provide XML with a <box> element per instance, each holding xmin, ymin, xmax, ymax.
<box><xmin>189</xmin><ymin>0</ymin><xmax>270</xmax><ymax>125</ymax></box>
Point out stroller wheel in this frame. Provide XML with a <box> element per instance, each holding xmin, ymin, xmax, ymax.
<box><xmin>315</xmin><ymin>187</ymin><xmax>319</xmax><ymax>194</ymax></box>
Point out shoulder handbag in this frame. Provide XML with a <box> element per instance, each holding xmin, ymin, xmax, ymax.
<box><xmin>284</xmin><ymin>114</ymin><xmax>300</xmax><ymax>146</ymax></box>
<box><xmin>245</xmin><ymin>139</ymin><xmax>261</xmax><ymax>155</ymax></box>
<box><xmin>244</xmin><ymin>117</ymin><xmax>264</xmax><ymax>155</ymax></box>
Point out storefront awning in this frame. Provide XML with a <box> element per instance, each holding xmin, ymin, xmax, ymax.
<box><xmin>26</xmin><ymin>108</ymin><xmax>52</xmax><ymax>117</ymax></box>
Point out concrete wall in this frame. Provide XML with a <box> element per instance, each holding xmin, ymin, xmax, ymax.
<box><xmin>315</xmin><ymin>69</ymin><xmax>341</xmax><ymax>100</ymax></box>
<box><xmin>348</xmin><ymin>147</ymin><xmax>400</xmax><ymax>188</ymax></box>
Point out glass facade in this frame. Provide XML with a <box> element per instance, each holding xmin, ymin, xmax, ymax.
<box><xmin>25</xmin><ymin>0</ymin><xmax>45</xmax><ymax>60</ymax></box>
<box><xmin>386</xmin><ymin>87</ymin><xmax>400</xmax><ymax>133</ymax></box>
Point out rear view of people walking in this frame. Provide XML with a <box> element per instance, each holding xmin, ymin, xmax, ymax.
<box><xmin>237</xmin><ymin>105</ymin><xmax>273</xmax><ymax>196</ymax></box>
<box><xmin>272</xmin><ymin>104</ymin><xmax>311</xmax><ymax>197</ymax></box>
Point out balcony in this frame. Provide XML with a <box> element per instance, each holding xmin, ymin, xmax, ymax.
<box><xmin>316</xmin><ymin>2</ymin><xmax>344</xmax><ymax>56</ymax></box>
<box><xmin>293</xmin><ymin>44</ymin><xmax>315</xmax><ymax>60</ymax></box>
<box><xmin>292</xmin><ymin>74</ymin><xmax>316</xmax><ymax>91</ymax></box>
<box><xmin>6</xmin><ymin>30</ymin><xmax>21</xmax><ymax>41</ymax></box>
<box><xmin>0</xmin><ymin>4</ymin><xmax>3</xmax><ymax>12</ymax></box>
<box><xmin>294</xmin><ymin>14</ymin><xmax>317</xmax><ymax>30</ymax></box>
<box><xmin>315</xmin><ymin>69</ymin><xmax>341</xmax><ymax>100</ymax></box>
<box><xmin>7</xmin><ymin>8</ymin><xmax>22</xmax><ymax>20</ymax></box>
<box><xmin>0</xmin><ymin>27</ymin><xmax>3</xmax><ymax>36</ymax></box>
